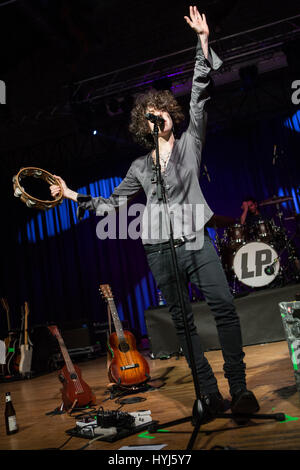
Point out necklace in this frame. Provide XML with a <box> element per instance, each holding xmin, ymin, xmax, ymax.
<box><xmin>152</xmin><ymin>151</ymin><xmax>171</xmax><ymax>172</ymax></box>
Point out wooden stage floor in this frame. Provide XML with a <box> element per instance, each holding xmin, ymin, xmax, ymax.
<box><xmin>1</xmin><ymin>340</ymin><xmax>300</xmax><ymax>452</ymax></box>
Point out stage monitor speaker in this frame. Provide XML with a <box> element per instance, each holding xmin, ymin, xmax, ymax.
<box><xmin>144</xmin><ymin>284</ymin><xmax>296</xmax><ymax>358</ymax></box>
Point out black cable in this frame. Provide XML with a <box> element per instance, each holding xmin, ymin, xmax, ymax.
<box><xmin>76</xmin><ymin>435</ymin><xmax>106</xmax><ymax>450</ymax></box>
<box><xmin>210</xmin><ymin>445</ymin><xmax>238</xmax><ymax>450</ymax></box>
<box><xmin>37</xmin><ymin>436</ymin><xmax>74</xmax><ymax>451</ymax></box>
<box><xmin>58</xmin><ymin>435</ymin><xmax>74</xmax><ymax>450</ymax></box>
<box><xmin>115</xmin><ymin>397</ymin><xmax>147</xmax><ymax>405</ymax></box>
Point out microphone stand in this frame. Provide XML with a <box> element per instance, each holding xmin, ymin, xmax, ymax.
<box><xmin>148</xmin><ymin>121</ymin><xmax>285</xmax><ymax>450</ymax></box>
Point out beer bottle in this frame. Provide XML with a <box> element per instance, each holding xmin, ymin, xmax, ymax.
<box><xmin>5</xmin><ymin>392</ymin><xmax>18</xmax><ymax>435</ymax></box>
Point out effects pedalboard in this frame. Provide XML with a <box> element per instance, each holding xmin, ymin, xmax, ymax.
<box><xmin>66</xmin><ymin>409</ymin><xmax>157</xmax><ymax>442</ymax></box>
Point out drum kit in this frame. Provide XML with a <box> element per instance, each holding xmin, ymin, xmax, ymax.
<box><xmin>210</xmin><ymin>196</ymin><xmax>300</xmax><ymax>295</ymax></box>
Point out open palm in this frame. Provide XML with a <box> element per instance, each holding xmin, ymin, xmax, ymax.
<box><xmin>184</xmin><ymin>6</ymin><xmax>209</xmax><ymax>38</ymax></box>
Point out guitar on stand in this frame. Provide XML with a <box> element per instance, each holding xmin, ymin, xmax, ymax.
<box><xmin>48</xmin><ymin>325</ymin><xmax>96</xmax><ymax>412</ymax></box>
<box><xmin>99</xmin><ymin>284</ymin><xmax>150</xmax><ymax>388</ymax></box>
<box><xmin>0</xmin><ymin>298</ymin><xmax>20</xmax><ymax>377</ymax></box>
<box><xmin>1</xmin><ymin>298</ymin><xmax>11</xmax><ymax>376</ymax></box>
<box><xmin>19</xmin><ymin>302</ymin><xmax>33</xmax><ymax>378</ymax></box>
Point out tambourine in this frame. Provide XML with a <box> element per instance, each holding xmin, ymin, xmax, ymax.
<box><xmin>12</xmin><ymin>167</ymin><xmax>64</xmax><ymax>210</ymax></box>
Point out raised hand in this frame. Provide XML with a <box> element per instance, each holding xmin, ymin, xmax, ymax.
<box><xmin>184</xmin><ymin>6</ymin><xmax>209</xmax><ymax>39</ymax></box>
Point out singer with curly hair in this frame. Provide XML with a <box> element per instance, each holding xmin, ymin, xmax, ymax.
<box><xmin>51</xmin><ymin>6</ymin><xmax>260</xmax><ymax>421</ymax></box>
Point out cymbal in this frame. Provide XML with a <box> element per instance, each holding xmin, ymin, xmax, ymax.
<box><xmin>259</xmin><ymin>196</ymin><xmax>293</xmax><ymax>206</ymax></box>
<box><xmin>206</xmin><ymin>214</ymin><xmax>236</xmax><ymax>228</ymax></box>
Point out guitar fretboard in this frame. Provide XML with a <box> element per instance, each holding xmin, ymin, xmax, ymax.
<box><xmin>56</xmin><ymin>336</ymin><xmax>76</xmax><ymax>375</ymax></box>
<box><xmin>107</xmin><ymin>298</ymin><xmax>126</xmax><ymax>342</ymax></box>
<box><xmin>50</xmin><ymin>328</ymin><xmax>84</xmax><ymax>394</ymax></box>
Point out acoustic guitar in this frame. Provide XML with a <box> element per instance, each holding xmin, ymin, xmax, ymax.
<box><xmin>19</xmin><ymin>302</ymin><xmax>33</xmax><ymax>377</ymax></box>
<box><xmin>99</xmin><ymin>284</ymin><xmax>150</xmax><ymax>387</ymax></box>
<box><xmin>48</xmin><ymin>325</ymin><xmax>96</xmax><ymax>410</ymax></box>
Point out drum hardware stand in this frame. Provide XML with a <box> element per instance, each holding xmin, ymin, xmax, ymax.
<box><xmin>275</xmin><ymin>203</ymin><xmax>284</xmax><ymax>228</ymax></box>
<box><xmin>265</xmin><ymin>231</ymin><xmax>299</xmax><ymax>280</ymax></box>
<box><xmin>213</xmin><ymin>228</ymin><xmax>221</xmax><ymax>253</ymax></box>
<box><xmin>232</xmin><ymin>274</ymin><xmax>239</xmax><ymax>297</ymax></box>
<box><xmin>148</xmin><ymin>121</ymin><xmax>284</xmax><ymax>450</ymax></box>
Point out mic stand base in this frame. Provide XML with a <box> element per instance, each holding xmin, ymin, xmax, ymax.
<box><xmin>148</xmin><ymin>398</ymin><xmax>286</xmax><ymax>450</ymax></box>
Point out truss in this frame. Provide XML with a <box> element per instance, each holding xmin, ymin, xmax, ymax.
<box><xmin>70</xmin><ymin>14</ymin><xmax>300</xmax><ymax>103</ymax></box>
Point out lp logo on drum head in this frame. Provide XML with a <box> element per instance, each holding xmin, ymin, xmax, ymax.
<box><xmin>233</xmin><ymin>242</ymin><xmax>279</xmax><ymax>287</ymax></box>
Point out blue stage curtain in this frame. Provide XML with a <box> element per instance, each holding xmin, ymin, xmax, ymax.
<box><xmin>11</xmin><ymin>110</ymin><xmax>300</xmax><ymax>338</ymax></box>
<box><xmin>16</xmin><ymin>176</ymin><xmax>157</xmax><ymax>337</ymax></box>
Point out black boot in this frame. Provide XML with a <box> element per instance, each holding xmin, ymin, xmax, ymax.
<box><xmin>231</xmin><ymin>389</ymin><xmax>260</xmax><ymax>421</ymax></box>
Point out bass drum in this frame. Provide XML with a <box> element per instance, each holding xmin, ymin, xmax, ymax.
<box><xmin>233</xmin><ymin>241</ymin><xmax>280</xmax><ymax>287</ymax></box>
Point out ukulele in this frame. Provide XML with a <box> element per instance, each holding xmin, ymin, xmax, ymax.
<box><xmin>19</xmin><ymin>302</ymin><xmax>33</xmax><ymax>377</ymax></box>
<box><xmin>48</xmin><ymin>325</ymin><xmax>96</xmax><ymax>410</ymax></box>
<box><xmin>99</xmin><ymin>284</ymin><xmax>150</xmax><ymax>387</ymax></box>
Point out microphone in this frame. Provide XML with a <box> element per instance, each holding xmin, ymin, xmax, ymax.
<box><xmin>145</xmin><ymin>113</ymin><xmax>165</xmax><ymax>129</ymax></box>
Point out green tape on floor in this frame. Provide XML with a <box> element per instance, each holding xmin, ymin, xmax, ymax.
<box><xmin>138</xmin><ymin>429</ymin><xmax>170</xmax><ymax>439</ymax></box>
<box><xmin>138</xmin><ymin>431</ymin><xmax>156</xmax><ymax>439</ymax></box>
<box><xmin>279</xmin><ymin>414</ymin><xmax>299</xmax><ymax>423</ymax></box>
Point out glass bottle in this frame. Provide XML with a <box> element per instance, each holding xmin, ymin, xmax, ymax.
<box><xmin>5</xmin><ymin>392</ymin><xmax>18</xmax><ymax>435</ymax></box>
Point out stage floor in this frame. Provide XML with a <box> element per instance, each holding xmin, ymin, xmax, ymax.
<box><xmin>0</xmin><ymin>340</ymin><xmax>300</xmax><ymax>452</ymax></box>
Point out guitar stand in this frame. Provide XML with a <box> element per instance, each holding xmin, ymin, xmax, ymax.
<box><xmin>46</xmin><ymin>399</ymin><xmax>93</xmax><ymax>416</ymax></box>
<box><xmin>105</xmin><ymin>382</ymin><xmax>148</xmax><ymax>400</ymax></box>
<box><xmin>45</xmin><ymin>403</ymin><xmax>65</xmax><ymax>416</ymax></box>
<box><xmin>148</xmin><ymin>399</ymin><xmax>286</xmax><ymax>450</ymax></box>
<box><xmin>67</xmin><ymin>399</ymin><xmax>79</xmax><ymax>415</ymax></box>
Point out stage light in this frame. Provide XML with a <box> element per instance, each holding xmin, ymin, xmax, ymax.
<box><xmin>93</xmin><ymin>129</ymin><xmax>98</xmax><ymax>135</ymax></box>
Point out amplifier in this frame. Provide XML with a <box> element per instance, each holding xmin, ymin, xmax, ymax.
<box><xmin>61</xmin><ymin>322</ymin><xmax>109</xmax><ymax>353</ymax></box>
<box><xmin>30</xmin><ymin>322</ymin><xmax>109</xmax><ymax>374</ymax></box>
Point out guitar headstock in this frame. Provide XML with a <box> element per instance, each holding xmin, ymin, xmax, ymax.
<box><xmin>24</xmin><ymin>301</ymin><xmax>30</xmax><ymax>317</ymax></box>
<box><xmin>1</xmin><ymin>298</ymin><xmax>9</xmax><ymax>312</ymax></box>
<box><xmin>99</xmin><ymin>284</ymin><xmax>113</xmax><ymax>301</ymax></box>
<box><xmin>48</xmin><ymin>325</ymin><xmax>60</xmax><ymax>338</ymax></box>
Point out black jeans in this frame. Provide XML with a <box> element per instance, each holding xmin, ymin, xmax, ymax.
<box><xmin>145</xmin><ymin>234</ymin><xmax>246</xmax><ymax>396</ymax></box>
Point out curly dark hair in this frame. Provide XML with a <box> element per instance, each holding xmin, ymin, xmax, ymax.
<box><xmin>129</xmin><ymin>89</ymin><xmax>185</xmax><ymax>150</ymax></box>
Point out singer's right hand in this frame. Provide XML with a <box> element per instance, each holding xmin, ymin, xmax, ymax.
<box><xmin>50</xmin><ymin>175</ymin><xmax>68</xmax><ymax>198</ymax></box>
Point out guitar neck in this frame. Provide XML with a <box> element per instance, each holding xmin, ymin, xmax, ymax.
<box><xmin>1</xmin><ymin>299</ymin><xmax>11</xmax><ymax>332</ymax></box>
<box><xmin>24</xmin><ymin>304</ymin><xmax>28</xmax><ymax>346</ymax></box>
<box><xmin>56</xmin><ymin>333</ymin><xmax>76</xmax><ymax>374</ymax></box>
<box><xmin>107</xmin><ymin>299</ymin><xmax>125</xmax><ymax>341</ymax></box>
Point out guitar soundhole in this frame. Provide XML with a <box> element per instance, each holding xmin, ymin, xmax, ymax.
<box><xmin>119</xmin><ymin>342</ymin><xmax>130</xmax><ymax>353</ymax></box>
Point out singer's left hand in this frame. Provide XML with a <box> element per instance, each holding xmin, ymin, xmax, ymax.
<box><xmin>184</xmin><ymin>6</ymin><xmax>209</xmax><ymax>39</ymax></box>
